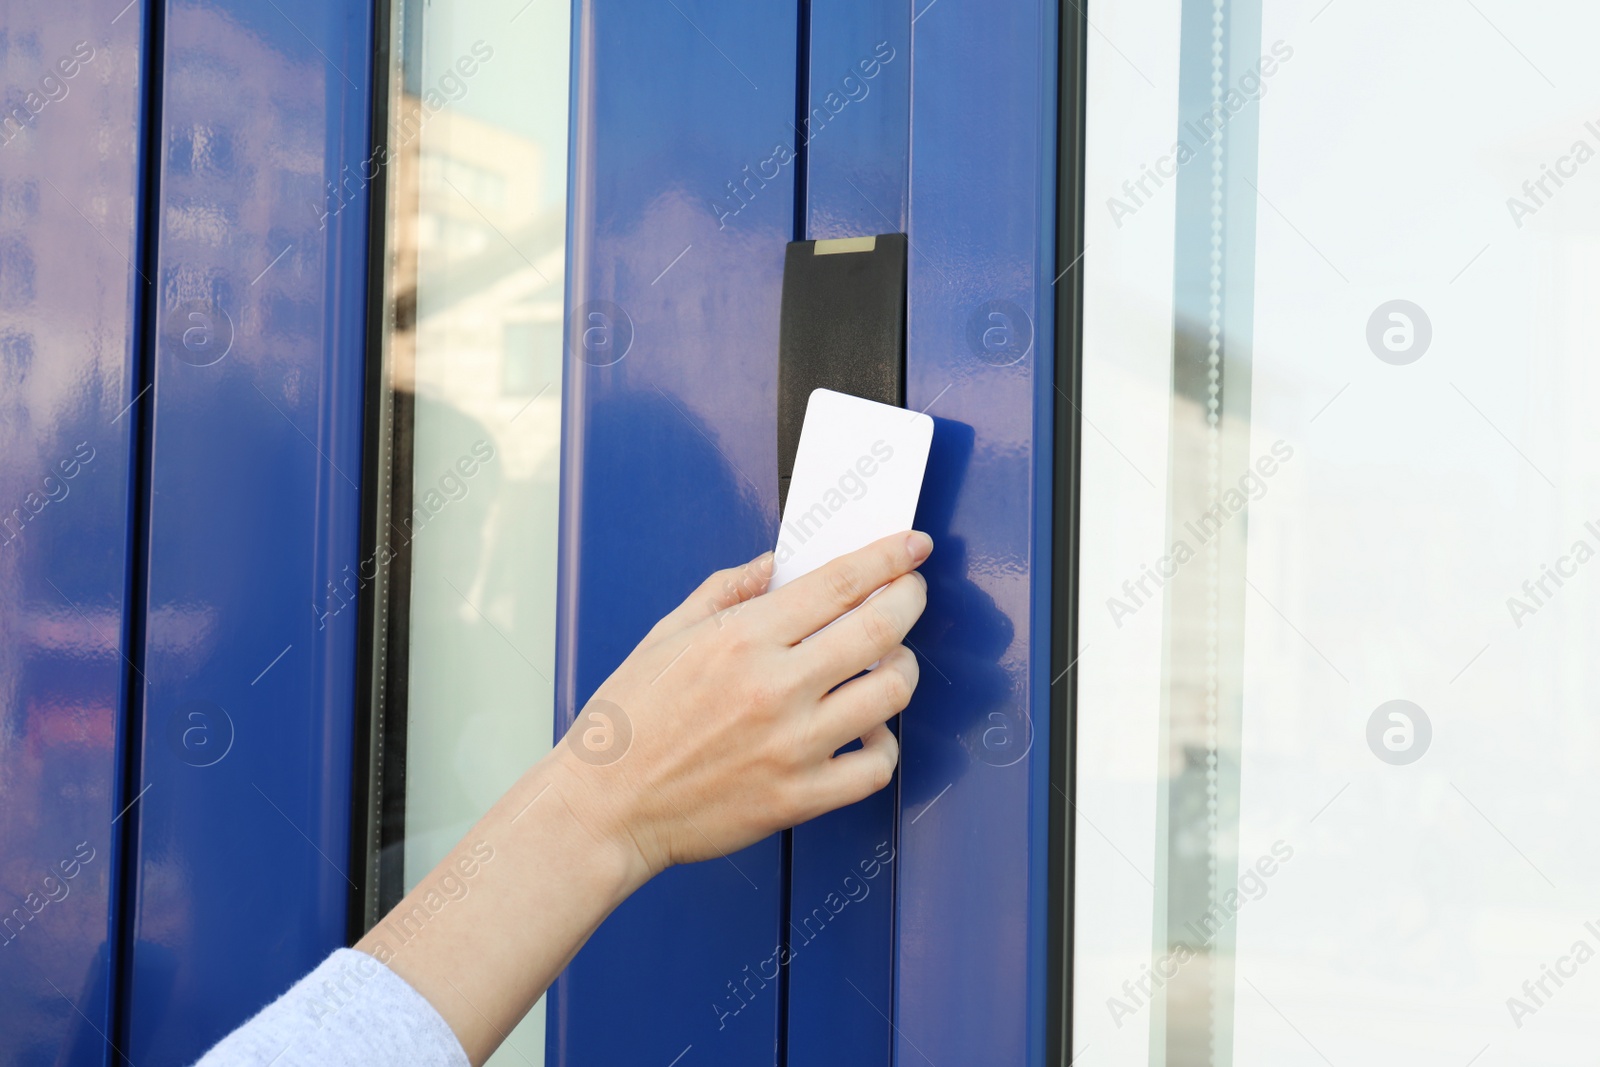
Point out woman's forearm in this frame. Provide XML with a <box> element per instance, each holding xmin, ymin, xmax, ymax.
<box><xmin>354</xmin><ymin>753</ymin><xmax>647</xmax><ymax>1065</ymax></box>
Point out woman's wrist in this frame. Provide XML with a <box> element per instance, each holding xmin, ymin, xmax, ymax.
<box><xmin>355</xmin><ymin>748</ymin><xmax>658</xmax><ymax>1066</ymax></box>
<box><xmin>533</xmin><ymin>744</ymin><xmax>661</xmax><ymax>898</ymax></box>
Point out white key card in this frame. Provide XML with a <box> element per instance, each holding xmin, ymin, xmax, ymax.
<box><xmin>771</xmin><ymin>388</ymin><xmax>933</xmax><ymax>592</ymax></box>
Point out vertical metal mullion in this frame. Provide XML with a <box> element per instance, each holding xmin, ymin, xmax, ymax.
<box><xmin>349</xmin><ymin>0</ymin><xmax>400</xmax><ymax>942</ymax></box>
<box><xmin>110</xmin><ymin>0</ymin><xmax>166</xmax><ymax>1059</ymax></box>
<box><xmin>1048</xmin><ymin>1</ymin><xmax>1089</xmax><ymax>1063</ymax></box>
<box><xmin>777</xmin><ymin>4</ymin><xmax>813</xmax><ymax>1059</ymax></box>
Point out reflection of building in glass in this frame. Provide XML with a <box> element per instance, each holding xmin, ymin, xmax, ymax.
<box><xmin>377</xmin><ymin>14</ymin><xmax>572</xmax><ymax>1058</ymax></box>
<box><xmin>393</xmin><ymin>98</ymin><xmax>565</xmax><ymax>483</ymax></box>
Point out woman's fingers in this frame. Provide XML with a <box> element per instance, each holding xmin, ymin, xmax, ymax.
<box><xmin>796</xmin><ymin>572</ymin><xmax>926</xmax><ymax>689</ymax></box>
<box><xmin>760</xmin><ymin>530</ymin><xmax>932</xmax><ymax>643</ymax></box>
<box><xmin>813</xmin><ymin>645</ymin><xmax>919</xmax><ymax>753</ymax></box>
<box><xmin>808</xmin><ymin>723</ymin><xmax>900</xmax><ymax>815</ymax></box>
<box><xmin>640</xmin><ymin>551</ymin><xmax>773</xmax><ymax>646</ymax></box>
<box><xmin>565</xmin><ymin>533</ymin><xmax>930</xmax><ymax>872</ymax></box>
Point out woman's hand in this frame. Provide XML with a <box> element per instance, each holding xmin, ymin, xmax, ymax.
<box><xmin>551</xmin><ymin>528</ymin><xmax>932</xmax><ymax>880</ymax></box>
<box><xmin>359</xmin><ymin>529</ymin><xmax>931</xmax><ymax>1066</ymax></box>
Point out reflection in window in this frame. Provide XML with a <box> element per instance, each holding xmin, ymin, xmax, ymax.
<box><xmin>1076</xmin><ymin>0</ymin><xmax>1600</xmax><ymax>1064</ymax></box>
<box><xmin>1148</xmin><ymin>3</ymin><xmax>1263</xmax><ymax>1062</ymax></box>
<box><xmin>362</xmin><ymin>1</ymin><xmax>569</xmax><ymax>1064</ymax></box>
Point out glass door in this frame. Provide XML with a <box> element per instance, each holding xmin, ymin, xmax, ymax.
<box><xmin>358</xmin><ymin>0</ymin><xmax>570</xmax><ymax>1062</ymax></box>
<box><xmin>1071</xmin><ymin>1</ymin><xmax>1600</xmax><ymax>1064</ymax></box>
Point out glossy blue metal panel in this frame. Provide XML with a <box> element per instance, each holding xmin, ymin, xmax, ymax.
<box><xmin>896</xmin><ymin>1</ymin><xmax>1057</xmax><ymax>1064</ymax></box>
<box><xmin>550</xmin><ymin>1</ymin><xmax>798</xmax><ymax>1063</ymax></box>
<box><xmin>124</xmin><ymin>0</ymin><xmax>373</xmax><ymax>1061</ymax></box>
<box><xmin>0</xmin><ymin>2</ymin><xmax>147</xmax><ymax>1064</ymax></box>
<box><xmin>802</xmin><ymin>3</ymin><xmax>910</xmax><ymax>241</ymax></box>
<box><xmin>785</xmin><ymin>4</ymin><xmax>911</xmax><ymax>1065</ymax></box>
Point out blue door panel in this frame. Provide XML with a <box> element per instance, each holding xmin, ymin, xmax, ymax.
<box><xmin>802</xmin><ymin>2</ymin><xmax>910</xmax><ymax>242</ymax></box>
<box><xmin>896</xmin><ymin>2</ymin><xmax>1057</xmax><ymax>1064</ymax></box>
<box><xmin>785</xmin><ymin>4</ymin><xmax>911</xmax><ymax>1065</ymax></box>
<box><xmin>0</xmin><ymin>2</ymin><xmax>146</xmax><ymax>1063</ymax></box>
<box><xmin>0</xmin><ymin>0</ymin><xmax>1067</xmax><ymax>1062</ymax></box>
<box><xmin>550</xmin><ymin>2</ymin><xmax>799</xmax><ymax>1064</ymax></box>
<box><xmin>124</xmin><ymin>1</ymin><xmax>373</xmax><ymax>1062</ymax></box>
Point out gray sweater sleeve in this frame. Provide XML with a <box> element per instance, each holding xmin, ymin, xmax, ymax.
<box><xmin>192</xmin><ymin>949</ymin><xmax>469</xmax><ymax>1067</ymax></box>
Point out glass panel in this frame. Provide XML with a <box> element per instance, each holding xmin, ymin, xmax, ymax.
<box><xmin>1074</xmin><ymin>1</ymin><xmax>1600</xmax><ymax>1064</ymax></box>
<box><xmin>364</xmin><ymin>1</ymin><xmax>569</xmax><ymax>1063</ymax></box>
